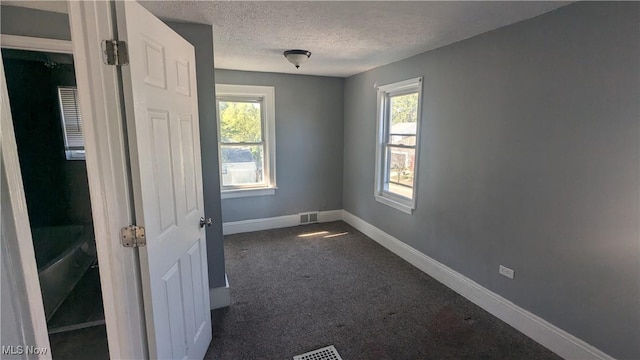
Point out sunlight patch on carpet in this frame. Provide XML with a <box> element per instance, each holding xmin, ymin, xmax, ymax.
<box><xmin>324</xmin><ymin>232</ymin><xmax>349</xmax><ymax>238</ymax></box>
<box><xmin>298</xmin><ymin>231</ymin><xmax>330</xmax><ymax>238</ymax></box>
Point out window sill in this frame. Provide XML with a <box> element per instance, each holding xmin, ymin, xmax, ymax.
<box><xmin>374</xmin><ymin>194</ymin><xmax>414</xmax><ymax>215</ymax></box>
<box><xmin>221</xmin><ymin>187</ymin><xmax>277</xmax><ymax>199</ymax></box>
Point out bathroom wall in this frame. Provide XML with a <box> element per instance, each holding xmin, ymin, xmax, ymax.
<box><xmin>2</xmin><ymin>51</ymin><xmax>92</xmax><ymax>228</ymax></box>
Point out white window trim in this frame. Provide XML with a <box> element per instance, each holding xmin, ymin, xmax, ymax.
<box><xmin>215</xmin><ymin>84</ymin><xmax>276</xmax><ymax>199</ymax></box>
<box><xmin>0</xmin><ymin>34</ymin><xmax>73</xmax><ymax>54</ymax></box>
<box><xmin>374</xmin><ymin>77</ymin><xmax>423</xmax><ymax>215</ymax></box>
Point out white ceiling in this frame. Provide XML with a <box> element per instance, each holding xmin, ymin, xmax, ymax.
<box><xmin>3</xmin><ymin>1</ymin><xmax>571</xmax><ymax>78</ymax></box>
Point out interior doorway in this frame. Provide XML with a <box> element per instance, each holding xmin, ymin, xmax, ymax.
<box><xmin>1</xmin><ymin>48</ymin><xmax>109</xmax><ymax>360</ymax></box>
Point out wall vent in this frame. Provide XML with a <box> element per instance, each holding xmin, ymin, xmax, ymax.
<box><xmin>299</xmin><ymin>211</ymin><xmax>319</xmax><ymax>224</ymax></box>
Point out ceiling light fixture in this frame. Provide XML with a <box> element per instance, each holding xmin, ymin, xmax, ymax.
<box><xmin>283</xmin><ymin>49</ymin><xmax>311</xmax><ymax>69</ymax></box>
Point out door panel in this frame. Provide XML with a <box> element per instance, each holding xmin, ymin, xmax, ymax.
<box><xmin>116</xmin><ymin>1</ymin><xmax>211</xmax><ymax>359</ymax></box>
<box><xmin>180</xmin><ymin>115</ymin><xmax>198</xmax><ymax>215</ymax></box>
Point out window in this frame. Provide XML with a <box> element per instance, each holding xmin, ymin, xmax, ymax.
<box><xmin>215</xmin><ymin>84</ymin><xmax>276</xmax><ymax>199</ymax></box>
<box><xmin>374</xmin><ymin>77</ymin><xmax>423</xmax><ymax>214</ymax></box>
<box><xmin>58</xmin><ymin>86</ymin><xmax>85</xmax><ymax>160</ymax></box>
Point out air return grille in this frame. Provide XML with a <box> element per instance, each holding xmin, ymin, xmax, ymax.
<box><xmin>299</xmin><ymin>211</ymin><xmax>319</xmax><ymax>224</ymax></box>
<box><xmin>293</xmin><ymin>345</ymin><xmax>342</xmax><ymax>360</ymax></box>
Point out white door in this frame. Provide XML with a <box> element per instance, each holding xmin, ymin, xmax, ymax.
<box><xmin>115</xmin><ymin>2</ymin><xmax>211</xmax><ymax>359</ymax></box>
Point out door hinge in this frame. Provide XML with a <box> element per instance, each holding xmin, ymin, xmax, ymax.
<box><xmin>120</xmin><ymin>225</ymin><xmax>146</xmax><ymax>247</ymax></box>
<box><xmin>102</xmin><ymin>40</ymin><xmax>129</xmax><ymax>66</ymax></box>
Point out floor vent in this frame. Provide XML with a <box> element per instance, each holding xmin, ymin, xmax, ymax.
<box><xmin>299</xmin><ymin>211</ymin><xmax>319</xmax><ymax>225</ymax></box>
<box><xmin>293</xmin><ymin>345</ymin><xmax>342</xmax><ymax>360</ymax></box>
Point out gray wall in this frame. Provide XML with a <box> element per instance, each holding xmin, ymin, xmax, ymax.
<box><xmin>1</xmin><ymin>5</ymin><xmax>70</xmax><ymax>41</ymax></box>
<box><xmin>164</xmin><ymin>21</ymin><xmax>226</xmax><ymax>289</ymax></box>
<box><xmin>215</xmin><ymin>70</ymin><xmax>344</xmax><ymax>222</ymax></box>
<box><xmin>343</xmin><ymin>2</ymin><xmax>639</xmax><ymax>359</ymax></box>
<box><xmin>2</xmin><ymin>52</ymin><xmax>92</xmax><ymax>229</ymax></box>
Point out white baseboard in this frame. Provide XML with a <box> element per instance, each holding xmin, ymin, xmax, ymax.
<box><xmin>209</xmin><ymin>274</ymin><xmax>230</xmax><ymax>310</ymax></box>
<box><xmin>317</xmin><ymin>209</ymin><xmax>343</xmax><ymax>223</ymax></box>
<box><xmin>342</xmin><ymin>210</ymin><xmax>614</xmax><ymax>360</ymax></box>
<box><xmin>222</xmin><ymin>209</ymin><xmax>343</xmax><ymax>235</ymax></box>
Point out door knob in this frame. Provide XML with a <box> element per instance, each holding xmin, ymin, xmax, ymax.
<box><xmin>200</xmin><ymin>217</ymin><xmax>212</xmax><ymax>228</ymax></box>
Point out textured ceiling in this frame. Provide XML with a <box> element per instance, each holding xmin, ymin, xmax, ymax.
<box><xmin>3</xmin><ymin>1</ymin><xmax>571</xmax><ymax>78</ymax></box>
<box><xmin>140</xmin><ymin>1</ymin><xmax>570</xmax><ymax>77</ymax></box>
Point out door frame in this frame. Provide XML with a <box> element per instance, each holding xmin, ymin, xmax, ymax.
<box><xmin>1</xmin><ymin>1</ymin><xmax>147</xmax><ymax>359</ymax></box>
<box><xmin>0</xmin><ymin>35</ymin><xmax>73</xmax><ymax>53</ymax></box>
<box><xmin>68</xmin><ymin>1</ymin><xmax>147</xmax><ymax>358</ymax></box>
<box><xmin>1</xmin><ymin>46</ymin><xmax>52</xmax><ymax>360</ymax></box>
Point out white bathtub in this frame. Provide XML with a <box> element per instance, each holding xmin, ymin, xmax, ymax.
<box><xmin>31</xmin><ymin>225</ymin><xmax>96</xmax><ymax>321</ymax></box>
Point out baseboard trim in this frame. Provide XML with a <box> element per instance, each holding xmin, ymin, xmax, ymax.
<box><xmin>342</xmin><ymin>210</ymin><xmax>614</xmax><ymax>360</ymax></box>
<box><xmin>316</xmin><ymin>209</ymin><xmax>343</xmax><ymax>223</ymax></box>
<box><xmin>209</xmin><ymin>274</ymin><xmax>230</xmax><ymax>310</ymax></box>
<box><xmin>222</xmin><ymin>209</ymin><xmax>343</xmax><ymax>235</ymax></box>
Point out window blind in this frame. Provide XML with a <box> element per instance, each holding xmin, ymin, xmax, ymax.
<box><xmin>58</xmin><ymin>87</ymin><xmax>85</xmax><ymax>159</ymax></box>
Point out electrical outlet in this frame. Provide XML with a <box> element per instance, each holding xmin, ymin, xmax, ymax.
<box><xmin>499</xmin><ymin>265</ymin><xmax>515</xmax><ymax>279</ymax></box>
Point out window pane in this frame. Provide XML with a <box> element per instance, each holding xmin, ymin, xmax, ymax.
<box><xmin>221</xmin><ymin>145</ymin><xmax>264</xmax><ymax>186</ymax></box>
<box><xmin>389</xmin><ymin>93</ymin><xmax>418</xmax><ymax>139</ymax></box>
<box><xmin>218</xmin><ymin>101</ymin><xmax>262</xmax><ymax>143</ymax></box>
<box><xmin>386</xmin><ymin>146</ymin><xmax>415</xmax><ymax>199</ymax></box>
<box><xmin>389</xmin><ymin>134</ymin><xmax>416</xmax><ymax>146</ymax></box>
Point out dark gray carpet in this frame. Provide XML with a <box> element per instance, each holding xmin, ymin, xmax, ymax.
<box><xmin>205</xmin><ymin>221</ymin><xmax>560</xmax><ymax>360</ymax></box>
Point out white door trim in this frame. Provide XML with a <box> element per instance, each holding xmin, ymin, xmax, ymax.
<box><xmin>1</xmin><ymin>4</ymin><xmax>147</xmax><ymax>359</ymax></box>
<box><xmin>67</xmin><ymin>1</ymin><xmax>147</xmax><ymax>359</ymax></box>
<box><xmin>0</xmin><ymin>34</ymin><xmax>73</xmax><ymax>54</ymax></box>
<box><xmin>0</xmin><ymin>52</ymin><xmax>52</xmax><ymax>360</ymax></box>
